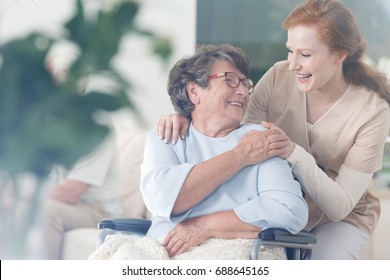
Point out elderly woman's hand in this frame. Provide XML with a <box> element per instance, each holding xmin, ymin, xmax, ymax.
<box><xmin>233</xmin><ymin>124</ymin><xmax>294</xmax><ymax>165</ymax></box>
<box><xmin>163</xmin><ymin>216</ymin><xmax>210</xmax><ymax>258</ymax></box>
<box><xmin>233</xmin><ymin>130</ymin><xmax>271</xmax><ymax>166</ymax></box>
<box><xmin>156</xmin><ymin>113</ymin><xmax>190</xmax><ymax>144</ymax></box>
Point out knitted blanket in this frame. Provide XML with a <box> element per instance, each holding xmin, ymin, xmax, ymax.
<box><xmin>88</xmin><ymin>233</ymin><xmax>286</xmax><ymax>260</ymax></box>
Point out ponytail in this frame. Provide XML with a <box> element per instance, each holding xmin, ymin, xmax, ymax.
<box><xmin>344</xmin><ymin>60</ymin><xmax>390</xmax><ymax>104</ymax></box>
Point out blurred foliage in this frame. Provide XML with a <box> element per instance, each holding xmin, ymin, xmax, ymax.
<box><xmin>0</xmin><ymin>0</ymin><xmax>172</xmax><ymax>180</ymax></box>
<box><xmin>0</xmin><ymin>0</ymin><xmax>172</xmax><ymax>259</ymax></box>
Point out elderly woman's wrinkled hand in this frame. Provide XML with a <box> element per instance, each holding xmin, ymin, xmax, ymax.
<box><xmin>233</xmin><ymin>124</ymin><xmax>294</xmax><ymax>166</ymax></box>
<box><xmin>163</xmin><ymin>217</ymin><xmax>210</xmax><ymax>258</ymax></box>
<box><xmin>233</xmin><ymin>129</ymin><xmax>274</xmax><ymax>166</ymax></box>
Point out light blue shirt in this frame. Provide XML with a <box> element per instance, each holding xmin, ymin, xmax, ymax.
<box><xmin>141</xmin><ymin>123</ymin><xmax>308</xmax><ymax>239</ymax></box>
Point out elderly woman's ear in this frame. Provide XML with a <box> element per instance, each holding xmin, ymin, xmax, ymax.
<box><xmin>187</xmin><ymin>81</ymin><xmax>200</xmax><ymax>105</ymax></box>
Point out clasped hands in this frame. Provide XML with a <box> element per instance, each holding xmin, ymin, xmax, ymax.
<box><xmin>234</xmin><ymin>121</ymin><xmax>294</xmax><ymax>165</ymax></box>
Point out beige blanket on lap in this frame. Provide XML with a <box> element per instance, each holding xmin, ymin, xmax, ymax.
<box><xmin>88</xmin><ymin>233</ymin><xmax>286</xmax><ymax>260</ymax></box>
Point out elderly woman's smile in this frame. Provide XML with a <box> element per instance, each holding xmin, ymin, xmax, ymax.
<box><xmin>227</xmin><ymin>100</ymin><xmax>244</xmax><ymax>107</ymax></box>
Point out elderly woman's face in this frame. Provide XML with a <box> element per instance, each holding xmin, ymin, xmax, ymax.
<box><xmin>196</xmin><ymin>60</ymin><xmax>250</xmax><ymax>127</ymax></box>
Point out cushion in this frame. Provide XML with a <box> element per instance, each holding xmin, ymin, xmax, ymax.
<box><xmin>62</xmin><ymin>228</ymin><xmax>100</xmax><ymax>260</ymax></box>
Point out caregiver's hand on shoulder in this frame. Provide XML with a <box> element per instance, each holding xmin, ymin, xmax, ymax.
<box><xmin>156</xmin><ymin>113</ymin><xmax>190</xmax><ymax>144</ymax></box>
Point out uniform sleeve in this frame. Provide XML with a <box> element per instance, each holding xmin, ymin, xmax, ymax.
<box><xmin>288</xmin><ymin>145</ymin><xmax>373</xmax><ymax>222</ymax></box>
<box><xmin>234</xmin><ymin>157</ymin><xmax>309</xmax><ymax>234</ymax></box>
<box><xmin>140</xmin><ymin>129</ymin><xmax>194</xmax><ymax>221</ymax></box>
<box><xmin>288</xmin><ymin>104</ymin><xmax>390</xmax><ymax>222</ymax></box>
<box><xmin>67</xmin><ymin>135</ymin><xmax>114</xmax><ymax>187</ymax></box>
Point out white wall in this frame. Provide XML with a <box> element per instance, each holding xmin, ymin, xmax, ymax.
<box><xmin>0</xmin><ymin>0</ymin><xmax>196</xmax><ymax>129</ymax></box>
<box><xmin>114</xmin><ymin>0</ymin><xmax>196</xmax><ymax>128</ymax></box>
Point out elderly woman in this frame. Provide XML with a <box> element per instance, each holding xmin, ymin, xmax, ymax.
<box><xmin>140</xmin><ymin>44</ymin><xmax>307</xmax><ymax>259</ymax></box>
<box><xmin>89</xmin><ymin>44</ymin><xmax>307</xmax><ymax>260</ymax></box>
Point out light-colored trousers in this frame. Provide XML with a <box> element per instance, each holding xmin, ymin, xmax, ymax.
<box><xmin>310</xmin><ymin>221</ymin><xmax>371</xmax><ymax>260</ymax></box>
<box><xmin>40</xmin><ymin>200</ymin><xmax>107</xmax><ymax>259</ymax></box>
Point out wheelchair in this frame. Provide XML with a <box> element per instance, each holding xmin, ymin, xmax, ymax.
<box><xmin>96</xmin><ymin>218</ymin><xmax>317</xmax><ymax>260</ymax></box>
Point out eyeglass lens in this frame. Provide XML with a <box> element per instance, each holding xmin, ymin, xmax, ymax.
<box><xmin>226</xmin><ymin>72</ymin><xmax>253</xmax><ymax>93</ymax></box>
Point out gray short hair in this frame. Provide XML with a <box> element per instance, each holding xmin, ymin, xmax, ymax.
<box><xmin>167</xmin><ymin>44</ymin><xmax>250</xmax><ymax>119</ymax></box>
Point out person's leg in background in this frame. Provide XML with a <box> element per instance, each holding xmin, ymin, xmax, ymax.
<box><xmin>40</xmin><ymin>200</ymin><xmax>106</xmax><ymax>259</ymax></box>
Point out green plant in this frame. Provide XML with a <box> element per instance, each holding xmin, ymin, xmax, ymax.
<box><xmin>0</xmin><ymin>0</ymin><xmax>171</xmax><ymax>259</ymax></box>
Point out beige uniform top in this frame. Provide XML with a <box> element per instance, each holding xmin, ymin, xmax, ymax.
<box><xmin>243</xmin><ymin>60</ymin><xmax>390</xmax><ymax>235</ymax></box>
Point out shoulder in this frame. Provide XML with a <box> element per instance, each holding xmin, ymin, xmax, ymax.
<box><xmin>351</xmin><ymin>85</ymin><xmax>390</xmax><ymax>115</ymax></box>
<box><xmin>273</xmin><ymin>60</ymin><xmax>290</xmax><ymax>70</ymax></box>
<box><xmin>145</xmin><ymin>128</ymin><xmax>174</xmax><ymax>147</ymax></box>
<box><xmin>146</xmin><ymin>128</ymin><xmax>160</xmax><ymax>141</ymax></box>
<box><xmin>268</xmin><ymin>60</ymin><xmax>291</xmax><ymax>74</ymax></box>
<box><xmin>347</xmin><ymin>85</ymin><xmax>390</xmax><ymax>144</ymax></box>
<box><xmin>259</xmin><ymin>60</ymin><xmax>296</xmax><ymax>87</ymax></box>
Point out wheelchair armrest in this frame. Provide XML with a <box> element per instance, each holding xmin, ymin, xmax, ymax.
<box><xmin>96</xmin><ymin>218</ymin><xmax>152</xmax><ymax>248</ymax></box>
<box><xmin>250</xmin><ymin>228</ymin><xmax>317</xmax><ymax>260</ymax></box>
<box><xmin>98</xmin><ymin>218</ymin><xmax>152</xmax><ymax>235</ymax></box>
<box><xmin>259</xmin><ymin>228</ymin><xmax>317</xmax><ymax>245</ymax></box>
